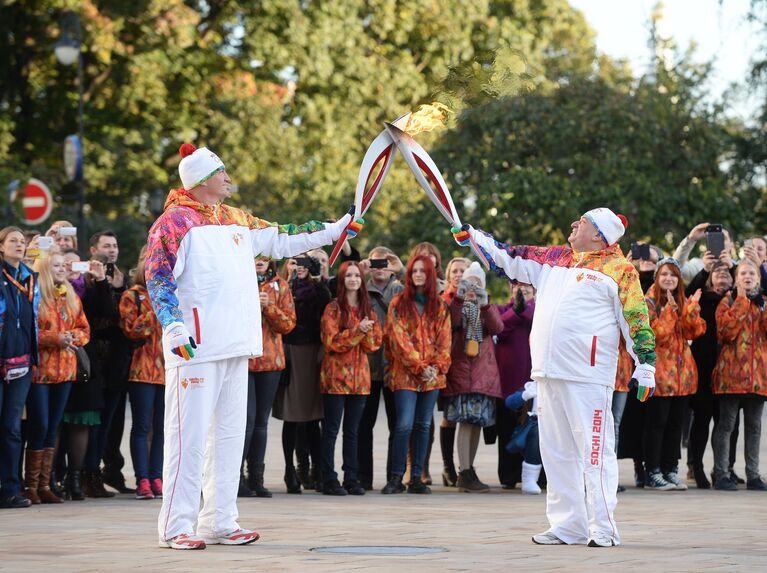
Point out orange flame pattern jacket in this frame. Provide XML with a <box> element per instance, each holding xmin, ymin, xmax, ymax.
<box><xmin>119</xmin><ymin>285</ymin><xmax>164</xmax><ymax>385</ymax></box>
<box><xmin>320</xmin><ymin>301</ymin><xmax>382</xmax><ymax>394</ymax></box>
<box><xmin>712</xmin><ymin>294</ymin><xmax>767</xmax><ymax>397</ymax></box>
<box><xmin>384</xmin><ymin>295</ymin><xmax>451</xmax><ymax>392</ymax></box>
<box><xmin>647</xmin><ymin>297</ymin><xmax>706</xmax><ymax>396</ymax></box>
<box><xmin>36</xmin><ymin>294</ymin><xmax>90</xmax><ymax>384</ymax></box>
<box><xmin>249</xmin><ymin>276</ymin><xmax>296</xmax><ymax>372</ymax></box>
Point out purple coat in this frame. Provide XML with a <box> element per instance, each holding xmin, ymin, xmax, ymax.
<box><xmin>494</xmin><ymin>299</ymin><xmax>535</xmax><ymax>398</ymax></box>
<box><xmin>444</xmin><ymin>296</ymin><xmax>503</xmax><ymax>398</ymax></box>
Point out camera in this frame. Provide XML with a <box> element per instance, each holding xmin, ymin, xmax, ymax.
<box><xmin>370</xmin><ymin>258</ymin><xmax>388</xmax><ymax>269</ymax></box>
<box><xmin>57</xmin><ymin>227</ymin><xmax>77</xmax><ymax>237</ymax></box>
<box><xmin>630</xmin><ymin>242</ymin><xmax>651</xmax><ymax>261</ymax></box>
<box><xmin>295</xmin><ymin>256</ymin><xmax>321</xmax><ymax>277</ymax></box>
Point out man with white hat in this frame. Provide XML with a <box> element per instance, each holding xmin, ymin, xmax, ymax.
<box><xmin>452</xmin><ymin>208</ymin><xmax>656</xmax><ymax>548</ymax></box>
<box><xmin>146</xmin><ymin>143</ymin><xmax>362</xmax><ymax>550</ymax></box>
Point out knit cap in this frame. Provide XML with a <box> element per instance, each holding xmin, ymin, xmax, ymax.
<box><xmin>583</xmin><ymin>208</ymin><xmax>628</xmax><ymax>247</ymax></box>
<box><xmin>178</xmin><ymin>143</ymin><xmax>225</xmax><ymax>190</ymax></box>
<box><xmin>462</xmin><ymin>261</ymin><xmax>486</xmax><ymax>289</ymax></box>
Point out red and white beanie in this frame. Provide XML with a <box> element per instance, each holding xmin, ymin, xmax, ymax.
<box><xmin>178</xmin><ymin>143</ymin><xmax>225</xmax><ymax>190</ymax></box>
<box><xmin>583</xmin><ymin>208</ymin><xmax>628</xmax><ymax>247</ymax></box>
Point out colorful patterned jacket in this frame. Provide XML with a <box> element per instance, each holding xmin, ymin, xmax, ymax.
<box><xmin>467</xmin><ymin>228</ymin><xmax>656</xmax><ymax>388</ymax></box>
<box><xmin>320</xmin><ymin>301</ymin><xmax>382</xmax><ymax>394</ymax></box>
<box><xmin>119</xmin><ymin>285</ymin><xmax>164</xmax><ymax>385</ymax></box>
<box><xmin>145</xmin><ymin>188</ymin><xmax>350</xmax><ymax>367</ymax></box>
<box><xmin>249</xmin><ymin>275</ymin><xmax>295</xmax><ymax>372</ymax></box>
<box><xmin>36</xmin><ymin>291</ymin><xmax>90</xmax><ymax>384</ymax></box>
<box><xmin>712</xmin><ymin>294</ymin><xmax>767</xmax><ymax>397</ymax></box>
<box><xmin>384</xmin><ymin>294</ymin><xmax>451</xmax><ymax>392</ymax></box>
<box><xmin>646</xmin><ymin>295</ymin><xmax>706</xmax><ymax>396</ymax></box>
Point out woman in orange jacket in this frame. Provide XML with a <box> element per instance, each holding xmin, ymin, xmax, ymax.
<box><xmin>242</xmin><ymin>257</ymin><xmax>296</xmax><ymax>498</ymax></box>
<box><xmin>380</xmin><ymin>255</ymin><xmax>451</xmax><ymax>495</ymax></box>
<box><xmin>642</xmin><ymin>258</ymin><xmax>705</xmax><ymax>491</ymax></box>
<box><xmin>26</xmin><ymin>251</ymin><xmax>90</xmax><ymax>504</ymax></box>
<box><xmin>319</xmin><ymin>261</ymin><xmax>382</xmax><ymax>496</ymax></box>
<box><xmin>711</xmin><ymin>259</ymin><xmax>767</xmax><ymax>491</ymax></box>
<box><xmin>119</xmin><ymin>254</ymin><xmax>164</xmax><ymax>500</ymax></box>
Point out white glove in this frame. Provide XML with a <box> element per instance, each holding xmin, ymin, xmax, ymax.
<box><xmin>521</xmin><ymin>380</ymin><xmax>538</xmax><ymax>401</ymax></box>
<box><xmin>631</xmin><ymin>362</ymin><xmax>655</xmax><ymax>402</ymax></box>
<box><xmin>163</xmin><ymin>322</ymin><xmax>196</xmax><ymax>361</ymax></box>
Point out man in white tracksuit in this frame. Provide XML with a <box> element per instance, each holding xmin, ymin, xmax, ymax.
<box><xmin>145</xmin><ymin>143</ymin><xmax>359</xmax><ymax>550</ymax></box>
<box><xmin>452</xmin><ymin>208</ymin><xmax>656</xmax><ymax>547</ymax></box>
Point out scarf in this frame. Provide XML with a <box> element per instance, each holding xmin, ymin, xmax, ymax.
<box><xmin>461</xmin><ymin>299</ymin><xmax>482</xmax><ymax>358</ymax></box>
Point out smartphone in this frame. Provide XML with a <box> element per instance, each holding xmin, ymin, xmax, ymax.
<box><xmin>370</xmin><ymin>258</ymin><xmax>388</xmax><ymax>269</ymax></box>
<box><xmin>71</xmin><ymin>261</ymin><xmax>90</xmax><ymax>272</ymax></box>
<box><xmin>744</xmin><ymin>239</ymin><xmax>753</xmax><ymax>248</ymax></box>
<box><xmin>706</xmin><ymin>224</ymin><xmax>725</xmax><ymax>258</ymax></box>
<box><xmin>38</xmin><ymin>236</ymin><xmax>54</xmax><ymax>250</ymax></box>
<box><xmin>58</xmin><ymin>226</ymin><xmax>77</xmax><ymax>237</ymax></box>
<box><xmin>630</xmin><ymin>242</ymin><xmax>651</xmax><ymax>261</ymax></box>
<box><xmin>106</xmin><ymin>262</ymin><xmax>115</xmax><ymax>278</ymax></box>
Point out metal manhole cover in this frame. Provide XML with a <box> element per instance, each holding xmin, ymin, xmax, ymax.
<box><xmin>310</xmin><ymin>546</ymin><xmax>448</xmax><ymax>556</ymax></box>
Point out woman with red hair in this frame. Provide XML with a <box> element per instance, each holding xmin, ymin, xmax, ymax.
<box><xmin>643</xmin><ymin>258</ymin><xmax>705</xmax><ymax>491</ymax></box>
<box><xmin>381</xmin><ymin>256</ymin><xmax>451</xmax><ymax>494</ymax></box>
<box><xmin>319</xmin><ymin>262</ymin><xmax>382</xmax><ymax>496</ymax></box>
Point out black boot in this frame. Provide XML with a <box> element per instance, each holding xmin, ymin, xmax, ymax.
<box><xmin>380</xmin><ymin>474</ymin><xmax>405</xmax><ymax>494</ymax></box>
<box><xmin>83</xmin><ymin>470</ymin><xmax>116</xmax><ymax>498</ymax></box>
<box><xmin>238</xmin><ymin>469</ymin><xmax>255</xmax><ymax>498</ymax></box>
<box><xmin>692</xmin><ymin>463</ymin><xmax>711</xmax><ymax>489</ymax></box>
<box><xmin>66</xmin><ymin>470</ymin><xmax>85</xmax><ymax>501</ymax></box>
<box><xmin>296</xmin><ymin>460</ymin><xmax>311</xmax><ymax>489</ymax></box>
<box><xmin>407</xmin><ymin>475</ymin><xmax>431</xmax><ymax>494</ymax></box>
<box><xmin>284</xmin><ymin>465</ymin><xmax>302</xmax><ymax>494</ymax></box>
<box><xmin>249</xmin><ymin>462</ymin><xmax>272</xmax><ymax>498</ymax></box>
<box><xmin>103</xmin><ymin>469</ymin><xmax>134</xmax><ymax>494</ymax></box>
<box><xmin>50</xmin><ymin>468</ymin><xmax>65</xmax><ymax>499</ymax></box>
<box><xmin>439</xmin><ymin>426</ymin><xmax>457</xmax><ymax>487</ymax></box>
<box><xmin>322</xmin><ymin>479</ymin><xmax>347</xmax><ymax>496</ymax></box>
<box><xmin>311</xmin><ymin>465</ymin><xmax>322</xmax><ymax>492</ymax></box>
<box><xmin>634</xmin><ymin>460</ymin><xmax>646</xmax><ymax>488</ymax></box>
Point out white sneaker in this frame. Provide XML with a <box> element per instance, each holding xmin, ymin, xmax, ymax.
<box><xmin>201</xmin><ymin>528</ymin><xmax>260</xmax><ymax>546</ymax></box>
<box><xmin>532</xmin><ymin>531</ymin><xmax>566</xmax><ymax>545</ymax></box>
<box><xmin>587</xmin><ymin>533</ymin><xmax>618</xmax><ymax>547</ymax></box>
<box><xmin>664</xmin><ymin>471</ymin><xmax>688</xmax><ymax>491</ymax></box>
<box><xmin>159</xmin><ymin>533</ymin><xmax>206</xmax><ymax>550</ymax></box>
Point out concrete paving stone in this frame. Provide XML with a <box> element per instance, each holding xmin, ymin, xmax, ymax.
<box><xmin>1</xmin><ymin>407</ymin><xmax>765</xmax><ymax>572</ymax></box>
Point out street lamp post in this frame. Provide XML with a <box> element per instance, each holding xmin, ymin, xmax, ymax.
<box><xmin>55</xmin><ymin>11</ymin><xmax>86</xmax><ymax>249</ymax></box>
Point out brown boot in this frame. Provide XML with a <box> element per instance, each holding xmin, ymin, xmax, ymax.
<box><xmin>38</xmin><ymin>448</ymin><xmax>63</xmax><ymax>503</ymax></box>
<box><xmin>23</xmin><ymin>449</ymin><xmax>44</xmax><ymax>504</ymax></box>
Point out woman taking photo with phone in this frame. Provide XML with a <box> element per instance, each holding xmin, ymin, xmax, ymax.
<box><xmin>381</xmin><ymin>255</ymin><xmax>451</xmax><ymax>495</ymax></box>
<box><xmin>711</xmin><ymin>259</ymin><xmax>767</xmax><ymax>491</ymax></box>
<box><xmin>0</xmin><ymin>227</ymin><xmax>40</xmax><ymax>509</ymax></box>
<box><xmin>319</xmin><ymin>261</ymin><xmax>382</xmax><ymax>495</ymax></box>
<box><xmin>643</xmin><ymin>258</ymin><xmax>706</xmax><ymax>491</ymax></box>
<box><xmin>24</xmin><ymin>251</ymin><xmax>90</xmax><ymax>504</ymax></box>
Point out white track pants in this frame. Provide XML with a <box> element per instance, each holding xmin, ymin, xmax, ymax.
<box><xmin>158</xmin><ymin>357</ymin><xmax>248</xmax><ymax>542</ymax></box>
<box><xmin>537</xmin><ymin>378</ymin><xmax>619</xmax><ymax>545</ymax></box>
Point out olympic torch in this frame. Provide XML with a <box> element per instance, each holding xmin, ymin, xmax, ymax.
<box><xmin>327</xmin><ymin>113</ymin><xmax>411</xmax><ymax>266</ymax></box>
<box><xmin>383</xmin><ymin>120</ymin><xmax>489</xmax><ymax>266</ymax></box>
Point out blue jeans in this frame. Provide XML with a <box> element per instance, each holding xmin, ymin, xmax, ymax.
<box><xmin>0</xmin><ymin>372</ymin><xmax>33</xmax><ymax>497</ymax></box>
<box><xmin>128</xmin><ymin>382</ymin><xmax>164</xmax><ymax>481</ymax></box>
<box><xmin>243</xmin><ymin>371</ymin><xmax>281</xmax><ymax>465</ymax></box>
<box><xmin>321</xmin><ymin>394</ymin><xmax>367</xmax><ymax>483</ymax></box>
<box><xmin>26</xmin><ymin>382</ymin><xmax>73</xmax><ymax>449</ymax></box>
<box><xmin>391</xmin><ymin>389</ymin><xmax>439</xmax><ymax>478</ymax></box>
<box><xmin>524</xmin><ymin>418</ymin><xmax>542</xmax><ymax>465</ymax></box>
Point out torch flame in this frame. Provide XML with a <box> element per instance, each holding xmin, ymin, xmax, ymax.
<box><xmin>404</xmin><ymin>102</ymin><xmax>452</xmax><ymax>136</ymax></box>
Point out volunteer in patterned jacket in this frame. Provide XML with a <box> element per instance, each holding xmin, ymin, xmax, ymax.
<box><xmin>146</xmin><ymin>143</ymin><xmax>360</xmax><ymax>550</ymax></box>
<box><xmin>452</xmin><ymin>208</ymin><xmax>656</xmax><ymax>548</ymax></box>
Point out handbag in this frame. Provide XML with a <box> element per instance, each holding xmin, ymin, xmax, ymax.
<box><xmin>74</xmin><ymin>346</ymin><xmax>91</xmax><ymax>383</ymax></box>
<box><xmin>506</xmin><ymin>417</ymin><xmax>535</xmax><ymax>454</ymax></box>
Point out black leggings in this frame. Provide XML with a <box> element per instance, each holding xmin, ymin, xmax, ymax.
<box><xmin>282</xmin><ymin>420</ymin><xmax>321</xmax><ymax>473</ymax></box>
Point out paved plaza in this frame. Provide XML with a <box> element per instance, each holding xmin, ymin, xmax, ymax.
<box><xmin>1</xmin><ymin>407</ymin><xmax>765</xmax><ymax>573</ymax></box>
